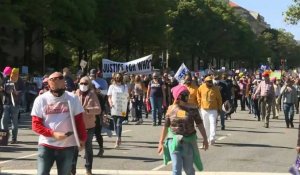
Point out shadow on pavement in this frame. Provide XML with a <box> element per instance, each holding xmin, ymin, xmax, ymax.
<box><xmin>224</xmin><ymin>129</ymin><xmax>284</xmax><ymax>134</ymax></box>
<box><xmin>101</xmin><ymin>155</ymin><xmax>161</xmax><ymax>162</ymax></box>
<box><xmin>215</xmin><ymin>142</ymin><xmax>294</xmax><ymax>149</ymax></box>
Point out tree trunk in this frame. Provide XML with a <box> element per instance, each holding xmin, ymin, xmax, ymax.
<box><xmin>23</xmin><ymin>28</ymin><xmax>33</xmax><ymax>67</ymax></box>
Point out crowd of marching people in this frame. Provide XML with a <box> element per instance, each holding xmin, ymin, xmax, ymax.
<box><xmin>0</xmin><ymin>65</ymin><xmax>300</xmax><ymax>175</ymax></box>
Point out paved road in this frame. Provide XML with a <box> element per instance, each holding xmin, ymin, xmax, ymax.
<box><xmin>0</xmin><ymin>110</ymin><xmax>298</xmax><ymax>175</ymax></box>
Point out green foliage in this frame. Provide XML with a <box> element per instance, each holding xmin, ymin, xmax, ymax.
<box><xmin>285</xmin><ymin>0</ymin><xmax>300</xmax><ymax>24</ymax></box>
<box><xmin>1</xmin><ymin>0</ymin><xmax>299</xmax><ymax>72</ymax></box>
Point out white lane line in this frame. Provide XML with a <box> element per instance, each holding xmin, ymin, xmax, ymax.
<box><xmin>101</xmin><ymin>129</ymin><xmax>132</xmax><ymax>139</ymax></box>
<box><xmin>0</xmin><ymin>169</ymin><xmax>290</xmax><ymax>175</ymax></box>
<box><xmin>217</xmin><ymin>133</ymin><xmax>232</xmax><ymax>141</ymax></box>
<box><xmin>151</xmin><ymin>162</ymin><xmax>171</xmax><ymax>171</ymax></box>
<box><xmin>0</xmin><ymin>153</ymin><xmax>38</xmax><ymax>165</ymax></box>
<box><xmin>0</xmin><ymin>130</ymin><xmax>132</xmax><ymax>165</ymax></box>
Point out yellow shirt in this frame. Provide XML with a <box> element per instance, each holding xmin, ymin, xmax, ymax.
<box><xmin>197</xmin><ymin>84</ymin><xmax>222</xmax><ymax>111</ymax></box>
<box><xmin>185</xmin><ymin>84</ymin><xmax>198</xmax><ymax>106</ymax></box>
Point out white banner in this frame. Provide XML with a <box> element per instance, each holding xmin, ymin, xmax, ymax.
<box><xmin>174</xmin><ymin>63</ymin><xmax>189</xmax><ymax>81</ymax></box>
<box><xmin>111</xmin><ymin>92</ymin><xmax>129</xmax><ymax>117</ymax></box>
<box><xmin>102</xmin><ymin>55</ymin><xmax>152</xmax><ymax>78</ymax></box>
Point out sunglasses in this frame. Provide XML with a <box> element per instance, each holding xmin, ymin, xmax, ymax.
<box><xmin>79</xmin><ymin>82</ymin><xmax>88</xmax><ymax>85</ymax></box>
<box><xmin>49</xmin><ymin>76</ymin><xmax>64</xmax><ymax>81</ymax></box>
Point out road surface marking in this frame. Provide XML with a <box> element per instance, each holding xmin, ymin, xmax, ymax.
<box><xmin>0</xmin><ymin>153</ymin><xmax>38</xmax><ymax>165</ymax></box>
<box><xmin>151</xmin><ymin>162</ymin><xmax>172</xmax><ymax>171</ymax></box>
<box><xmin>0</xmin><ymin>169</ymin><xmax>290</xmax><ymax>175</ymax></box>
<box><xmin>1</xmin><ymin>130</ymin><xmax>133</xmax><ymax>165</ymax></box>
<box><xmin>217</xmin><ymin>133</ymin><xmax>232</xmax><ymax>141</ymax></box>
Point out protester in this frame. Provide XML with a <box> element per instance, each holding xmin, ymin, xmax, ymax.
<box><xmin>158</xmin><ymin>84</ymin><xmax>208</xmax><ymax>175</ymax></box>
<box><xmin>147</xmin><ymin>72</ymin><xmax>166</xmax><ymax>126</ymax></box>
<box><xmin>89</xmin><ymin>69</ymin><xmax>109</xmax><ymax>95</ymax></box>
<box><xmin>213</xmin><ymin>74</ymin><xmax>229</xmax><ymax>130</ymax></box>
<box><xmin>63</xmin><ymin>67</ymin><xmax>76</xmax><ymax>92</ymax></box>
<box><xmin>279</xmin><ymin>77</ymin><xmax>297</xmax><ymax>128</ymax></box>
<box><xmin>92</xmin><ymin>80</ymin><xmax>107</xmax><ymax>157</ymax></box>
<box><xmin>238</xmin><ymin>77</ymin><xmax>247</xmax><ymax>111</ymax></box>
<box><xmin>72</xmin><ymin>76</ymin><xmax>101</xmax><ymax>175</ymax></box>
<box><xmin>1</xmin><ymin>67</ymin><xmax>25</xmax><ymax>144</ymax></box>
<box><xmin>272</xmin><ymin>77</ymin><xmax>280</xmax><ymax>119</ymax></box>
<box><xmin>232</xmin><ymin>78</ymin><xmax>240</xmax><ymax>113</ymax></box>
<box><xmin>183</xmin><ymin>73</ymin><xmax>198</xmax><ymax>106</ymax></box>
<box><xmin>162</xmin><ymin>73</ymin><xmax>172</xmax><ymax>117</ymax></box>
<box><xmin>39</xmin><ymin>77</ymin><xmax>49</xmax><ymax>95</ymax></box>
<box><xmin>31</xmin><ymin>72</ymin><xmax>87</xmax><ymax>175</ymax></box>
<box><xmin>253</xmin><ymin>72</ymin><xmax>275</xmax><ymax>128</ymax></box>
<box><xmin>0</xmin><ymin>72</ymin><xmax>4</xmax><ymax>121</ymax></box>
<box><xmin>132</xmin><ymin>75</ymin><xmax>144</xmax><ymax>125</ymax></box>
<box><xmin>128</xmin><ymin>74</ymin><xmax>137</xmax><ymax>122</ymax></box>
<box><xmin>294</xmin><ymin>78</ymin><xmax>300</xmax><ymax>114</ymax></box>
<box><xmin>251</xmin><ymin>79</ymin><xmax>261</xmax><ymax>121</ymax></box>
<box><xmin>197</xmin><ymin>76</ymin><xmax>222</xmax><ymax>145</ymax></box>
<box><xmin>107</xmin><ymin>72</ymin><xmax>129</xmax><ymax>148</ymax></box>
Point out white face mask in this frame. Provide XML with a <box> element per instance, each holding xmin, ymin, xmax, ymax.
<box><xmin>79</xmin><ymin>85</ymin><xmax>89</xmax><ymax>92</ymax></box>
<box><xmin>213</xmin><ymin>80</ymin><xmax>219</xmax><ymax>85</ymax></box>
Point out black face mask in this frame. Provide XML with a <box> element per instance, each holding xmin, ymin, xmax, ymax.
<box><xmin>180</xmin><ymin>93</ymin><xmax>189</xmax><ymax>103</ymax></box>
<box><xmin>50</xmin><ymin>88</ymin><xmax>65</xmax><ymax>97</ymax></box>
<box><xmin>184</xmin><ymin>77</ymin><xmax>192</xmax><ymax>85</ymax></box>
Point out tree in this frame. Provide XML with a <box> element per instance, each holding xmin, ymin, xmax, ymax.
<box><xmin>285</xmin><ymin>0</ymin><xmax>300</xmax><ymax>24</ymax></box>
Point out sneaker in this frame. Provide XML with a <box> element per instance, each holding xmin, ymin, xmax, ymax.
<box><xmin>10</xmin><ymin>140</ymin><xmax>18</xmax><ymax>144</ymax></box>
<box><xmin>135</xmin><ymin>120</ymin><xmax>141</xmax><ymax>125</ymax></box>
<box><xmin>221</xmin><ymin>126</ymin><xmax>225</xmax><ymax>130</ymax></box>
<box><xmin>97</xmin><ymin>149</ymin><xmax>104</xmax><ymax>157</ymax></box>
<box><xmin>122</xmin><ymin>120</ymin><xmax>129</xmax><ymax>125</ymax></box>
<box><xmin>264</xmin><ymin>123</ymin><xmax>269</xmax><ymax>128</ymax></box>
<box><xmin>210</xmin><ymin>140</ymin><xmax>215</xmax><ymax>145</ymax></box>
<box><xmin>152</xmin><ymin>122</ymin><xmax>156</xmax><ymax>126</ymax></box>
<box><xmin>86</xmin><ymin>169</ymin><xmax>92</xmax><ymax>175</ymax></box>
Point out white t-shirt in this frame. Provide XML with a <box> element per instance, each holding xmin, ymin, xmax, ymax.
<box><xmin>107</xmin><ymin>84</ymin><xmax>129</xmax><ymax>96</ymax></box>
<box><xmin>31</xmin><ymin>91</ymin><xmax>84</xmax><ymax>148</ymax></box>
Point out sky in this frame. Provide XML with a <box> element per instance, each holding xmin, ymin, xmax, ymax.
<box><xmin>232</xmin><ymin>0</ymin><xmax>300</xmax><ymax>40</ymax></box>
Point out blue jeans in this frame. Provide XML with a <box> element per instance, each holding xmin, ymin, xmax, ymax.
<box><xmin>37</xmin><ymin>145</ymin><xmax>76</xmax><ymax>175</ymax></box>
<box><xmin>150</xmin><ymin>96</ymin><xmax>162</xmax><ymax>124</ymax></box>
<box><xmin>1</xmin><ymin>105</ymin><xmax>19</xmax><ymax>141</ymax></box>
<box><xmin>113</xmin><ymin>116</ymin><xmax>124</xmax><ymax>138</ymax></box>
<box><xmin>72</xmin><ymin>128</ymin><xmax>94</xmax><ymax>173</ymax></box>
<box><xmin>168</xmin><ymin>139</ymin><xmax>195</xmax><ymax>175</ymax></box>
<box><xmin>283</xmin><ymin>103</ymin><xmax>294</xmax><ymax>124</ymax></box>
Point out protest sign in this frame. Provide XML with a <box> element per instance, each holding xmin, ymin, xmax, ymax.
<box><xmin>174</xmin><ymin>63</ymin><xmax>189</xmax><ymax>81</ymax></box>
<box><xmin>111</xmin><ymin>92</ymin><xmax>129</xmax><ymax>117</ymax></box>
<box><xmin>270</xmin><ymin>70</ymin><xmax>282</xmax><ymax>80</ymax></box>
<box><xmin>102</xmin><ymin>55</ymin><xmax>152</xmax><ymax>78</ymax></box>
<box><xmin>21</xmin><ymin>66</ymin><xmax>28</xmax><ymax>75</ymax></box>
<box><xmin>80</xmin><ymin>59</ymin><xmax>87</xmax><ymax>69</ymax></box>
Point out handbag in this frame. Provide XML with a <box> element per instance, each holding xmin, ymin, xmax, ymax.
<box><xmin>0</xmin><ymin>129</ymin><xmax>9</xmax><ymax>146</ymax></box>
<box><xmin>146</xmin><ymin>99</ymin><xmax>151</xmax><ymax>113</ymax></box>
<box><xmin>103</xmin><ymin>114</ymin><xmax>114</xmax><ymax>131</ymax></box>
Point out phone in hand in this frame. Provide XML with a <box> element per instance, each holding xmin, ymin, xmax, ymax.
<box><xmin>65</xmin><ymin>131</ymin><xmax>74</xmax><ymax>137</ymax></box>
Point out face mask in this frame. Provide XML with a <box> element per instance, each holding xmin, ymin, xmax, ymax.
<box><xmin>50</xmin><ymin>88</ymin><xmax>65</xmax><ymax>97</ymax></box>
<box><xmin>79</xmin><ymin>85</ymin><xmax>89</xmax><ymax>92</ymax></box>
<box><xmin>184</xmin><ymin>78</ymin><xmax>192</xmax><ymax>85</ymax></box>
<box><xmin>180</xmin><ymin>93</ymin><xmax>189</xmax><ymax>103</ymax></box>
<box><xmin>213</xmin><ymin>80</ymin><xmax>219</xmax><ymax>85</ymax></box>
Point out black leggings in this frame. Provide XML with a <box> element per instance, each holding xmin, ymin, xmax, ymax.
<box><xmin>94</xmin><ymin>115</ymin><xmax>103</xmax><ymax>148</ymax></box>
